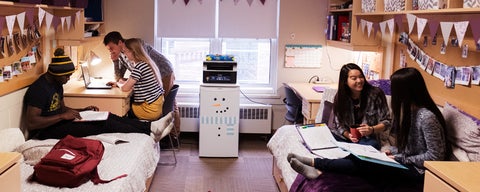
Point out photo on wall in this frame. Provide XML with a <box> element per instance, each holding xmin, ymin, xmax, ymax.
<box><xmin>444</xmin><ymin>66</ymin><xmax>455</xmax><ymax>89</ymax></box>
<box><xmin>472</xmin><ymin>66</ymin><xmax>480</xmax><ymax>85</ymax></box>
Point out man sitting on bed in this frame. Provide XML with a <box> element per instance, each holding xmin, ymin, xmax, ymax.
<box><xmin>23</xmin><ymin>48</ymin><xmax>168</xmax><ymax>142</ymax></box>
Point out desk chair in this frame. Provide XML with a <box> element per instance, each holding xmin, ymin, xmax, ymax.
<box><xmin>158</xmin><ymin>84</ymin><xmax>179</xmax><ymax>166</ymax></box>
<box><xmin>283</xmin><ymin>85</ymin><xmax>303</xmax><ymax>124</ymax></box>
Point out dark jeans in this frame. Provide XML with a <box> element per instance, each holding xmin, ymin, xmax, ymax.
<box><xmin>314</xmin><ymin>154</ymin><xmax>424</xmax><ymax>189</ymax></box>
<box><xmin>32</xmin><ymin>113</ymin><xmax>151</xmax><ymax>140</ymax></box>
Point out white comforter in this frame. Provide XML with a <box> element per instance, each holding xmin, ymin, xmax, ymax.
<box><xmin>16</xmin><ymin>133</ymin><xmax>160</xmax><ymax>192</ymax></box>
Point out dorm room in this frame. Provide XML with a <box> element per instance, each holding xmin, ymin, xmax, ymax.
<box><xmin>1</xmin><ymin>0</ymin><xmax>479</xmax><ymax>191</ymax></box>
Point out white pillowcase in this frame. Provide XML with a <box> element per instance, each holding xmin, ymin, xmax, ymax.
<box><xmin>0</xmin><ymin>128</ymin><xmax>25</xmax><ymax>152</ymax></box>
<box><xmin>443</xmin><ymin>102</ymin><xmax>480</xmax><ymax>161</ymax></box>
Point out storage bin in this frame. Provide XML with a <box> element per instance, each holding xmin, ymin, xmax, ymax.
<box><xmin>464</xmin><ymin>0</ymin><xmax>480</xmax><ymax>8</ymax></box>
<box><xmin>362</xmin><ymin>0</ymin><xmax>376</xmax><ymax>13</ymax></box>
<box><xmin>384</xmin><ymin>0</ymin><xmax>405</xmax><ymax>12</ymax></box>
<box><xmin>418</xmin><ymin>0</ymin><xmax>446</xmax><ymax>10</ymax></box>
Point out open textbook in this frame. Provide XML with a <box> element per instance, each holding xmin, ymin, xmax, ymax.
<box><xmin>74</xmin><ymin>111</ymin><xmax>109</xmax><ymax>122</ymax></box>
<box><xmin>296</xmin><ymin>124</ymin><xmax>407</xmax><ymax>169</ymax></box>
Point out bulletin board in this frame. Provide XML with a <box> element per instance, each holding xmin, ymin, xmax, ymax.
<box><xmin>284</xmin><ymin>44</ymin><xmax>323</xmax><ymax>68</ymax></box>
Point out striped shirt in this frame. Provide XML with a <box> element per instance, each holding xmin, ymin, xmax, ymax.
<box><xmin>130</xmin><ymin>61</ymin><xmax>164</xmax><ymax>104</ymax></box>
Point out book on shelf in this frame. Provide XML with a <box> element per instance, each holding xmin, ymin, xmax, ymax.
<box><xmin>296</xmin><ymin>124</ymin><xmax>408</xmax><ymax>169</ymax></box>
<box><xmin>74</xmin><ymin>111</ymin><xmax>109</xmax><ymax>122</ymax></box>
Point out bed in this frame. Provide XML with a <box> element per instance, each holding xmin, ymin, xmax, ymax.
<box><xmin>1</xmin><ymin>128</ymin><xmax>160</xmax><ymax>192</ymax></box>
<box><xmin>267</xmin><ymin>101</ymin><xmax>480</xmax><ymax>191</ymax></box>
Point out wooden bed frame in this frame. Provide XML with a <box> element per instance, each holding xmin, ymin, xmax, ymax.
<box><xmin>272</xmin><ymin>157</ymin><xmax>289</xmax><ymax>192</ymax></box>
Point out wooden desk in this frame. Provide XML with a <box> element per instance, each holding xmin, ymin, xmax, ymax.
<box><xmin>63</xmin><ymin>80</ymin><xmax>132</xmax><ymax>116</ymax></box>
<box><xmin>0</xmin><ymin>152</ymin><xmax>21</xmax><ymax>192</ymax></box>
<box><xmin>424</xmin><ymin>161</ymin><xmax>480</xmax><ymax>192</ymax></box>
<box><xmin>285</xmin><ymin>83</ymin><xmax>337</xmax><ymax>124</ymax></box>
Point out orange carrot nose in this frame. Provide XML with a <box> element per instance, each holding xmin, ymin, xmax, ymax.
<box><xmin>212</xmin><ymin>103</ymin><xmax>221</xmax><ymax>107</ymax></box>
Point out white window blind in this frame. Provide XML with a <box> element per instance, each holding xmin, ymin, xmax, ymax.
<box><xmin>156</xmin><ymin>0</ymin><xmax>216</xmax><ymax>38</ymax></box>
<box><xmin>218</xmin><ymin>0</ymin><xmax>278</xmax><ymax>38</ymax></box>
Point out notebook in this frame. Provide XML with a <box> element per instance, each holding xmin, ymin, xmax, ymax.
<box><xmin>81</xmin><ymin>65</ymin><xmax>112</xmax><ymax>89</ymax></box>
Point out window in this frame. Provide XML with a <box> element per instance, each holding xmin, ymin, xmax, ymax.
<box><xmin>155</xmin><ymin>0</ymin><xmax>278</xmax><ymax>95</ymax></box>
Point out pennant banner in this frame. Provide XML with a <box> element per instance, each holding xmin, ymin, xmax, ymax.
<box><xmin>470</xmin><ymin>18</ymin><xmax>480</xmax><ymax>43</ymax></box>
<box><xmin>17</xmin><ymin>12</ymin><xmax>26</xmax><ymax>35</ymax></box>
<box><xmin>406</xmin><ymin>13</ymin><xmax>416</xmax><ymax>35</ymax></box>
<box><xmin>454</xmin><ymin>21</ymin><xmax>469</xmax><ymax>47</ymax></box>
<box><xmin>440</xmin><ymin>22</ymin><xmax>454</xmax><ymax>46</ymax></box>
<box><xmin>38</xmin><ymin>8</ymin><xmax>45</xmax><ymax>27</ymax></box>
<box><xmin>416</xmin><ymin>17</ymin><xmax>428</xmax><ymax>41</ymax></box>
<box><xmin>6</xmin><ymin>15</ymin><xmax>16</xmax><ymax>37</ymax></box>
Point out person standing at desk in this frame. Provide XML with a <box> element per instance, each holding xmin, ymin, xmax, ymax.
<box><xmin>110</xmin><ymin>38</ymin><xmax>164</xmax><ymax>121</ymax></box>
<box><xmin>24</xmin><ymin>48</ymin><xmax>169</xmax><ymax>142</ymax></box>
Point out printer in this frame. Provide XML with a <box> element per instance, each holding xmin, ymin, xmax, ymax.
<box><xmin>202</xmin><ymin>55</ymin><xmax>237</xmax><ymax>84</ymax></box>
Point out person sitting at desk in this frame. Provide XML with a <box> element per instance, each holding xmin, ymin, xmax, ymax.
<box><xmin>24</xmin><ymin>48</ymin><xmax>168</xmax><ymax>142</ymax></box>
<box><xmin>288</xmin><ymin>67</ymin><xmax>447</xmax><ymax>190</ymax></box>
<box><xmin>332</xmin><ymin>63</ymin><xmax>391</xmax><ymax>150</ymax></box>
<box><xmin>109</xmin><ymin>38</ymin><xmax>164</xmax><ymax>121</ymax></box>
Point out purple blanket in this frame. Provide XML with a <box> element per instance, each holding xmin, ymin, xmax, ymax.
<box><xmin>289</xmin><ymin>172</ymin><xmax>422</xmax><ymax>192</ymax></box>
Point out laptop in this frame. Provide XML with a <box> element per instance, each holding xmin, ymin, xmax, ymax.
<box><xmin>81</xmin><ymin>65</ymin><xmax>112</xmax><ymax>89</ymax></box>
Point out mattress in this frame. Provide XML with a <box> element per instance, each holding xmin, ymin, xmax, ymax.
<box><xmin>17</xmin><ymin>133</ymin><xmax>160</xmax><ymax>192</ymax></box>
<box><xmin>267</xmin><ymin>125</ymin><xmax>314</xmax><ymax>190</ymax></box>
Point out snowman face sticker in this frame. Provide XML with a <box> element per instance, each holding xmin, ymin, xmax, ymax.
<box><xmin>212</xmin><ymin>97</ymin><xmax>230</xmax><ymax>113</ymax></box>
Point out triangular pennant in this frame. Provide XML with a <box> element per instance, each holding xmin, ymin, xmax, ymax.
<box><xmin>360</xmin><ymin>19</ymin><xmax>366</xmax><ymax>34</ymax></box>
<box><xmin>234</xmin><ymin>0</ymin><xmax>240</xmax><ymax>5</ymax></box>
<box><xmin>428</xmin><ymin>20</ymin><xmax>439</xmax><ymax>40</ymax></box>
<box><xmin>440</xmin><ymin>22</ymin><xmax>454</xmax><ymax>46</ymax></box>
<box><xmin>260</xmin><ymin>0</ymin><xmax>266</xmax><ymax>5</ymax></box>
<box><xmin>247</xmin><ymin>0</ymin><xmax>254</xmax><ymax>6</ymax></box>
<box><xmin>379</xmin><ymin>20</ymin><xmax>387</xmax><ymax>38</ymax></box>
<box><xmin>66</xmin><ymin>16</ymin><xmax>72</xmax><ymax>31</ymax></box>
<box><xmin>61</xmin><ymin>17</ymin><xmax>66</xmax><ymax>31</ymax></box>
<box><xmin>406</xmin><ymin>13</ymin><xmax>416</xmax><ymax>35</ymax></box>
<box><xmin>373</xmin><ymin>22</ymin><xmax>380</xmax><ymax>39</ymax></box>
<box><xmin>184</xmin><ymin>0</ymin><xmax>190</xmax><ymax>5</ymax></box>
<box><xmin>45</xmin><ymin>12</ymin><xmax>53</xmax><ymax>32</ymax></box>
<box><xmin>17</xmin><ymin>12</ymin><xmax>26</xmax><ymax>35</ymax></box>
<box><xmin>26</xmin><ymin>8</ymin><xmax>35</xmax><ymax>27</ymax></box>
<box><xmin>470</xmin><ymin>18</ymin><xmax>480</xmax><ymax>43</ymax></box>
<box><xmin>367</xmin><ymin>21</ymin><xmax>373</xmax><ymax>38</ymax></box>
<box><xmin>356</xmin><ymin>15</ymin><xmax>361</xmax><ymax>30</ymax></box>
<box><xmin>52</xmin><ymin>16</ymin><xmax>61</xmax><ymax>32</ymax></box>
<box><xmin>0</xmin><ymin>16</ymin><xmax>4</xmax><ymax>35</ymax></box>
<box><xmin>38</xmin><ymin>8</ymin><xmax>45</xmax><ymax>28</ymax></box>
<box><xmin>5</xmin><ymin>15</ymin><xmax>16</xmax><ymax>37</ymax></box>
<box><xmin>394</xmin><ymin>14</ymin><xmax>404</xmax><ymax>33</ymax></box>
<box><xmin>387</xmin><ymin>18</ymin><xmax>395</xmax><ymax>38</ymax></box>
<box><xmin>75</xmin><ymin>11</ymin><xmax>81</xmax><ymax>28</ymax></box>
<box><xmin>416</xmin><ymin>17</ymin><xmax>428</xmax><ymax>41</ymax></box>
<box><xmin>454</xmin><ymin>21</ymin><xmax>469</xmax><ymax>47</ymax></box>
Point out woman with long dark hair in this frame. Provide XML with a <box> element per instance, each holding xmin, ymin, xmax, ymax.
<box><xmin>288</xmin><ymin>67</ymin><xmax>447</xmax><ymax>190</ymax></box>
<box><xmin>333</xmin><ymin>63</ymin><xmax>390</xmax><ymax>149</ymax></box>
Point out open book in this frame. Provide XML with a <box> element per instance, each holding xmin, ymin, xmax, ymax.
<box><xmin>296</xmin><ymin>124</ymin><xmax>407</xmax><ymax>169</ymax></box>
<box><xmin>74</xmin><ymin>111</ymin><xmax>109</xmax><ymax>122</ymax></box>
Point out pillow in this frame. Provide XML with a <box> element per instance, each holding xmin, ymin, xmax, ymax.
<box><xmin>369</xmin><ymin>79</ymin><xmax>391</xmax><ymax>95</ymax></box>
<box><xmin>0</xmin><ymin>128</ymin><xmax>25</xmax><ymax>152</ymax></box>
<box><xmin>442</xmin><ymin>102</ymin><xmax>480</xmax><ymax>161</ymax></box>
<box><xmin>321</xmin><ymin>101</ymin><xmax>335</xmax><ymax>129</ymax></box>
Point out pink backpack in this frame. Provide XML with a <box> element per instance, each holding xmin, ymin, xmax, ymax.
<box><xmin>33</xmin><ymin>135</ymin><xmax>127</xmax><ymax>188</ymax></box>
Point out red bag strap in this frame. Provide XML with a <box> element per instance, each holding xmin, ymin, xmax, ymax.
<box><xmin>91</xmin><ymin>167</ymin><xmax>128</xmax><ymax>184</ymax></box>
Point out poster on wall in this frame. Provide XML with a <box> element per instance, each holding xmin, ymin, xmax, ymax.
<box><xmin>284</xmin><ymin>44</ymin><xmax>323</xmax><ymax>68</ymax></box>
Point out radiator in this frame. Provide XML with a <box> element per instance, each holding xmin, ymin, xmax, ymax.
<box><xmin>178</xmin><ymin>102</ymin><xmax>272</xmax><ymax>134</ymax></box>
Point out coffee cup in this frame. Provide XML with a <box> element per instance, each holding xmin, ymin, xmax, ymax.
<box><xmin>350</xmin><ymin>124</ymin><xmax>361</xmax><ymax>139</ymax></box>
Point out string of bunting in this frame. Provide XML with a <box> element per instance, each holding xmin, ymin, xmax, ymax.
<box><xmin>173</xmin><ymin>0</ymin><xmax>269</xmax><ymax>6</ymax></box>
<box><xmin>355</xmin><ymin>14</ymin><xmax>480</xmax><ymax>49</ymax></box>
<box><xmin>399</xmin><ymin>32</ymin><xmax>480</xmax><ymax>89</ymax></box>
<box><xmin>0</xmin><ymin>7</ymin><xmax>81</xmax><ymax>37</ymax></box>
